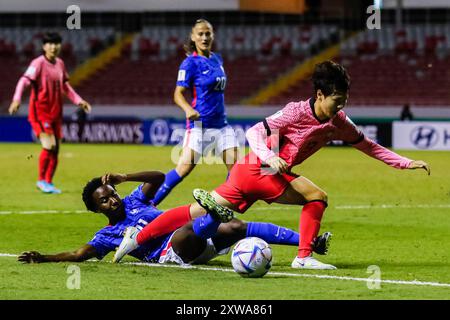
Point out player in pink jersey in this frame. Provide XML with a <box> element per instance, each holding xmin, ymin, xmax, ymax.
<box><xmin>117</xmin><ymin>60</ymin><xmax>430</xmax><ymax>270</ymax></box>
<box><xmin>8</xmin><ymin>32</ymin><xmax>91</xmax><ymax>194</ymax></box>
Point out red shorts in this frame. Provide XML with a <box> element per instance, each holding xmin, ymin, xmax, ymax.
<box><xmin>215</xmin><ymin>154</ymin><xmax>298</xmax><ymax>213</ymax></box>
<box><xmin>29</xmin><ymin>119</ymin><xmax>62</xmax><ymax>140</ymax></box>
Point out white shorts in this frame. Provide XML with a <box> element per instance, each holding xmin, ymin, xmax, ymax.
<box><xmin>183</xmin><ymin>125</ymin><xmax>239</xmax><ymax>156</ymax></box>
<box><xmin>158</xmin><ymin>232</ymin><xmax>231</xmax><ymax>266</ymax></box>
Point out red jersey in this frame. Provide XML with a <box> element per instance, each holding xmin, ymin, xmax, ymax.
<box><xmin>246</xmin><ymin>98</ymin><xmax>412</xmax><ymax>169</ymax></box>
<box><xmin>22</xmin><ymin>55</ymin><xmax>71</xmax><ymax>122</ymax></box>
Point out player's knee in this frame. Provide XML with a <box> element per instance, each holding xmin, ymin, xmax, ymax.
<box><xmin>307</xmin><ymin>189</ymin><xmax>328</xmax><ymax>203</ymax></box>
<box><xmin>320</xmin><ymin>190</ymin><xmax>328</xmax><ymax>202</ymax></box>
<box><xmin>228</xmin><ymin>219</ymin><xmax>247</xmax><ymax>235</ymax></box>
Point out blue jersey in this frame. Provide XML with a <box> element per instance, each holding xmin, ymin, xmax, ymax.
<box><xmin>88</xmin><ymin>185</ymin><xmax>172</xmax><ymax>262</ymax></box>
<box><xmin>177</xmin><ymin>52</ymin><xmax>228</xmax><ymax>129</ymax></box>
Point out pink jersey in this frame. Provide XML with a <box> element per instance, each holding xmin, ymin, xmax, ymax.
<box><xmin>246</xmin><ymin>98</ymin><xmax>412</xmax><ymax>170</ymax></box>
<box><xmin>14</xmin><ymin>55</ymin><xmax>82</xmax><ymax>122</ymax></box>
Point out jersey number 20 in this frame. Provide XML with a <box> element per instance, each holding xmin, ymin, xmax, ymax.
<box><xmin>214</xmin><ymin>77</ymin><xmax>226</xmax><ymax>91</ymax></box>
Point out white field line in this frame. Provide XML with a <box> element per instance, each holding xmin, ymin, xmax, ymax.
<box><xmin>335</xmin><ymin>204</ymin><xmax>450</xmax><ymax>210</ymax></box>
<box><xmin>0</xmin><ymin>210</ymin><xmax>88</xmax><ymax>215</ymax></box>
<box><xmin>1</xmin><ymin>204</ymin><xmax>450</xmax><ymax>215</ymax></box>
<box><xmin>250</xmin><ymin>204</ymin><xmax>450</xmax><ymax>211</ymax></box>
<box><xmin>2</xmin><ymin>253</ymin><xmax>449</xmax><ymax>288</ymax></box>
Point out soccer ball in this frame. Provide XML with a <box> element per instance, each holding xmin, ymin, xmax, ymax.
<box><xmin>231</xmin><ymin>237</ymin><xmax>272</xmax><ymax>278</ymax></box>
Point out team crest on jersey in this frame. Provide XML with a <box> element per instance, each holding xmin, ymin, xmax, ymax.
<box><xmin>178</xmin><ymin>70</ymin><xmax>186</xmax><ymax>81</ymax></box>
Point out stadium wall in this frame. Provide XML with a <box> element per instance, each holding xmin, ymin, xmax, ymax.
<box><xmin>0</xmin><ymin>0</ymin><xmax>240</xmax><ymax>12</ymax></box>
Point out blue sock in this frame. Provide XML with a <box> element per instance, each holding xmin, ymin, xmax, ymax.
<box><xmin>246</xmin><ymin>222</ymin><xmax>299</xmax><ymax>246</ymax></box>
<box><xmin>152</xmin><ymin>169</ymin><xmax>183</xmax><ymax>205</ymax></box>
<box><xmin>192</xmin><ymin>214</ymin><xmax>221</xmax><ymax>239</ymax></box>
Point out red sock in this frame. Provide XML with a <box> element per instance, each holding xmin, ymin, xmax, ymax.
<box><xmin>45</xmin><ymin>151</ymin><xmax>58</xmax><ymax>184</ymax></box>
<box><xmin>136</xmin><ymin>204</ymin><xmax>192</xmax><ymax>245</ymax></box>
<box><xmin>38</xmin><ymin>149</ymin><xmax>51</xmax><ymax>181</ymax></box>
<box><xmin>298</xmin><ymin>201</ymin><xmax>327</xmax><ymax>258</ymax></box>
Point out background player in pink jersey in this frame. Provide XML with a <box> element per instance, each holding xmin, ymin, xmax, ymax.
<box><xmin>8</xmin><ymin>32</ymin><xmax>91</xmax><ymax>194</ymax></box>
<box><xmin>120</xmin><ymin>61</ymin><xmax>430</xmax><ymax>270</ymax></box>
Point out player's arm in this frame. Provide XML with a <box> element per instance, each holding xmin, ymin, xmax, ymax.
<box><xmin>62</xmin><ymin>62</ymin><xmax>91</xmax><ymax>113</ymax></box>
<box><xmin>342</xmin><ymin>116</ymin><xmax>430</xmax><ymax>175</ymax></box>
<box><xmin>102</xmin><ymin>171</ymin><xmax>165</xmax><ymax>200</ymax></box>
<box><xmin>18</xmin><ymin>244</ymin><xmax>97</xmax><ymax>263</ymax></box>
<box><xmin>174</xmin><ymin>85</ymin><xmax>199</xmax><ymax>120</ymax></box>
<box><xmin>246</xmin><ymin>103</ymin><xmax>300</xmax><ymax>174</ymax></box>
<box><xmin>174</xmin><ymin>59</ymin><xmax>199</xmax><ymax>121</ymax></box>
<box><xmin>9</xmin><ymin>77</ymin><xmax>32</xmax><ymax>115</ymax></box>
<box><xmin>352</xmin><ymin>136</ymin><xmax>430</xmax><ymax>174</ymax></box>
<box><xmin>10</xmin><ymin>59</ymin><xmax>41</xmax><ymax>115</ymax></box>
<box><xmin>63</xmin><ymin>81</ymin><xmax>92</xmax><ymax>113</ymax></box>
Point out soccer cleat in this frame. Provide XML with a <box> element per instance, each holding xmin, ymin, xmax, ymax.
<box><xmin>313</xmin><ymin>232</ymin><xmax>333</xmax><ymax>255</ymax></box>
<box><xmin>291</xmin><ymin>256</ymin><xmax>337</xmax><ymax>270</ymax></box>
<box><xmin>192</xmin><ymin>189</ymin><xmax>235</xmax><ymax>223</ymax></box>
<box><xmin>36</xmin><ymin>180</ymin><xmax>52</xmax><ymax>193</ymax></box>
<box><xmin>113</xmin><ymin>226</ymin><xmax>139</xmax><ymax>263</ymax></box>
<box><xmin>46</xmin><ymin>183</ymin><xmax>62</xmax><ymax>194</ymax></box>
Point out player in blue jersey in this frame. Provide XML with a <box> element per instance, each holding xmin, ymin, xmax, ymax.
<box><xmin>18</xmin><ymin>170</ymin><xmax>331</xmax><ymax>265</ymax></box>
<box><xmin>152</xmin><ymin>19</ymin><xmax>240</xmax><ymax>206</ymax></box>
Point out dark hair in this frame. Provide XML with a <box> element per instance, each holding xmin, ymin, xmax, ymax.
<box><xmin>183</xmin><ymin>19</ymin><xmax>213</xmax><ymax>55</ymax></box>
<box><xmin>312</xmin><ymin>61</ymin><xmax>350</xmax><ymax>97</ymax></box>
<box><xmin>42</xmin><ymin>32</ymin><xmax>62</xmax><ymax>45</ymax></box>
<box><xmin>82</xmin><ymin>177</ymin><xmax>115</xmax><ymax>212</ymax></box>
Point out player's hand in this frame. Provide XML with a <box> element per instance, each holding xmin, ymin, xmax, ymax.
<box><xmin>266</xmin><ymin>156</ymin><xmax>289</xmax><ymax>174</ymax></box>
<box><xmin>186</xmin><ymin>109</ymin><xmax>200</xmax><ymax>121</ymax></box>
<box><xmin>78</xmin><ymin>100</ymin><xmax>92</xmax><ymax>113</ymax></box>
<box><xmin>18</xmin><ymin>251</ymin><xmax>44</xmax><ymax>263</ymax></box>
<box><xmin>102</xmin><ymin>173</ymin><xmax>127</xmax><ymax>185</ymax></box>
<box><xmin>8</xmin><ymin>101</ymin><xmax>20</xmax><ymax>115</ymax></box>
<box><xmin>408</xmin><ymin>160</ymin><xmax>430</xmax><ymax>175</ymax></box>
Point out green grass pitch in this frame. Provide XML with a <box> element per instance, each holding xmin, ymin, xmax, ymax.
<box><xmin>0</xmin><ymin>143</ymin><xmax>449</xmax><ymax>299</ymax></box>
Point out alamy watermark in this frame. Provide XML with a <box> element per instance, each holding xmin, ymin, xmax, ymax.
<box><xmin>66</xmin><ymin>265</ymin><xmax>81</xmax><ymax>289</ymax></box>
<box><xmin>366</xmin><ymin>5</ymin><xmax>381</xmax><ymax>30</ymax></box>
<box><xmin>366</xmin><ymin>265</ymin><xmax>381</xmax><ymax>290</ymax></box>
<box><xmin>66</xmin><ymin>5</ymin><xmax>81</xmax><ymax>30</ymax></box>
<box><xmin>168</xmin><ymin>122</ymin><xmax>281</xmax><ymax>175</ymax></box>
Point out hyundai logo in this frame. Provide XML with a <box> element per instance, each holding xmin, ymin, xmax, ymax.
<box><xmin>410</xmin><ymin>126</ymin><xmax>439</xmax><ymax>149</ymax></box>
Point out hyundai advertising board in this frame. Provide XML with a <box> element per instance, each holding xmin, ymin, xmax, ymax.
<box><xmin>393</xmin><ymin>121</ymin><xmax>450</xmax><ymax>150</ymax></box>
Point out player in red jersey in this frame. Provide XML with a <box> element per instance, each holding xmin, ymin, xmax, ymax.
<box><xmin>9</xmin><ymin>32</ymin><xmax>91</xmax><ymax>194</ymax></box>
<box><xmin>116</xmin><ymin>61</ymin><xmax>430</xmax><ymax>270</ymax></box>
<box><xmin>119</xmin><ymin>61</ymin><xmax>430</xmax><ymax>270</ymax></box>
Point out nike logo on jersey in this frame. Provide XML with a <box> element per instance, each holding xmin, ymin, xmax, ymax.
<box><xmin>274</xmin><ymin>227</ymin><xmax>281</xmax><ymax>237</ymax></box>
<box><xmin>202</xmin><ymin>70</ymin><xmax>210</xmax><ymax>74</ymax></box>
